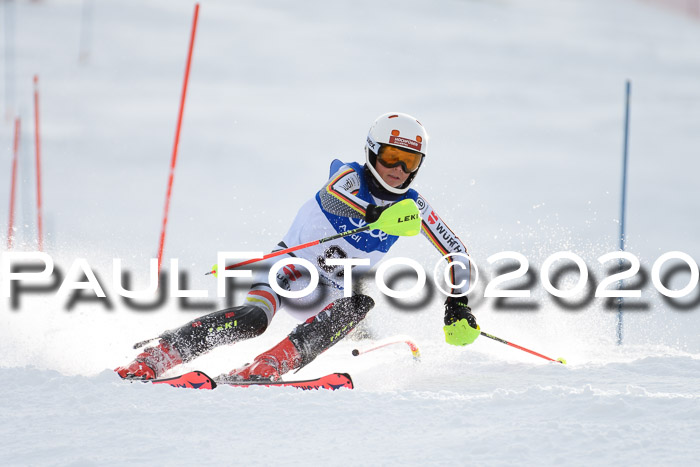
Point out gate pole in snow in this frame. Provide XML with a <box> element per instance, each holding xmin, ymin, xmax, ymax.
<box><xmin>7</xmin><ymin>117</ymin><xmax>21</xmax><ymax>249</ymax></box>
<box><xmin>34</xmin><ymin>75</ymin><xmax>44</xmax><ymax>251</ymax></box>
<box><xmin>3</xmin><ymin>0</ymin><xmax>17</xmax><ymax>122</ymax></box>
<box><xmin>157</xmin><ymin>3</ymin><xmax>200</xmax><ymax>277</ymax></box>
<box><xmin>617</xmin><ymin>80</ymin><xmax>632</xmax><ymax>346</ymax></box>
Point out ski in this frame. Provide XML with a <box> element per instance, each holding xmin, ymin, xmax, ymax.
<box><xmin>217</xmin><ymin>372</ymin><xmax>354</xmax><ymax>391</ymax></box>
<box><xmin>151</xmin><ymin>371</ymin><xmax>216</xmax><ymax>390</ymax></box>
<box><xmin>150</xmin><ymin>371</ymin><xmax>353</xmax><ymax>391</ymax></box>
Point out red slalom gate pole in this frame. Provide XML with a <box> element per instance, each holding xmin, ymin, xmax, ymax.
<box><xmin>157</xmin><ymin>3</ymin><xmax>200</xmax><ymax>276</ymax></box>
<box><xmin>33</xmin><ymin>75</ymin><xmax>43</xmax><ymax>251</ymax></box>
<box><xmin>7</xmin><ymin>117</ymin><xmax>21</xmax><ymax>249</ymax></box>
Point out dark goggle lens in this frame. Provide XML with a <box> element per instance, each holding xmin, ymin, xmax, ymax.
<box><xmin>377</xmin><ymin>145</ymin><xmax>423</xmax><ymax>173</ymax></box>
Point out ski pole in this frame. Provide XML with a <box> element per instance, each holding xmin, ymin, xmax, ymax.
<box><xmin>480</xmin><ymin>331</ymin><xmax>566</xmax><ymax>364</ymax></box>
<box><xmin>206</xmin><ymin>198</ymin><xmax>422</xmax><ymax>275</ymax></box>
<box><xmin>351</xmin><ymin>339</ymin><xmax>421</xmax><ymax>361</ymax></box>
<box><xmin>208</xmin><ymin>224</ymin><xmax>371</xmax><ymax>275</ymax></box>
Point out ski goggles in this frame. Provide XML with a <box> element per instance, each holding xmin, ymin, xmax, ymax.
<box><xmin>377</xmin><ymin>145</ymin><xmax>424</xmax><ymax>173</ymax></box>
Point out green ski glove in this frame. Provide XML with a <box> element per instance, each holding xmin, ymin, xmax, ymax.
<box><xmin>444</xmin><ymin>319</ymin><xmax>480</xmax><ymax>346</ymax></box>
<box><xmin>443</xmin><ymin>296</ymin><xmax>479</xmax><ymax>346</ymax></box>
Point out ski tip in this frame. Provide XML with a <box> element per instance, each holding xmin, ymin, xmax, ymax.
<box><xmin>556</xmin><ymin>357</ymin><xmax>567</xmax><ymax>365</ymax></box>
<box><xmin>351</xmin><ymin>349</ymin><xmax>360</xmax><ymax>356</ymax></box>
<box><xmin>340</xmin><ymin>372</ymin><xmax>354</xmax><ymax>389</ymax></box>
<box><xmin>198</xmin><ymin>371</ymin><xmax>217</xmax><ymax>388</ymax></box>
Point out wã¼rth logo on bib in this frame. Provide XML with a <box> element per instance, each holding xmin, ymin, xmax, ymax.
<box><xmin>389</xmin><ymin>135</ymin><xmax>422</xmax><ymax>151</ymax></box>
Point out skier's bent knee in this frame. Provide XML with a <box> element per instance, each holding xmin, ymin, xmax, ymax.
<box><xmin>290</xmin><ymin>294</ymin><xmax>375</xmax><ymax>367</ymax></box>
<box><xmin>222</xmin><ymin>294</ymin><xmax>375</xmax><ymax>382</ymax></box>
<box><xmin>162</xmin><ymin>305</ymin><xmax>270</xmax><ymax>361</ymax></box>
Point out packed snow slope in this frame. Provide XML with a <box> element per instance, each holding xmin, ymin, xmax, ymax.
<box><xmin>1</xmin><ymin>0</ymin><xmax>699</xmax><ymax>465</ymax></box>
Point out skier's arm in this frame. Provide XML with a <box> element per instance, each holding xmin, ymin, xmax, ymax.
<box><xmin>416</xmin><ymin>195</ymin><xmax>471</xmax><ymax>296</ymax></box>
<box><xmin>317</xmin><ymin>165</ymin><xmax>372</xmax><ymax>219</ymax></box>
<box><xmin>416</xmin><ymin>195</ymin><xmax>479</xmax><ymax>346</ymax></box>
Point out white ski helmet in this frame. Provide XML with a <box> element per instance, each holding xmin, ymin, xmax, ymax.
<box><xmin>365</xmin><ymin>112</ymin><xmax>428</xmax><ymax>195</ymax></box>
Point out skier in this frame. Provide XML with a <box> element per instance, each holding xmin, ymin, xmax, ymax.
<box><xmin>116</xmin><ymin>112</ymin><xmax>480</xmax><ymax>382</ymax></box>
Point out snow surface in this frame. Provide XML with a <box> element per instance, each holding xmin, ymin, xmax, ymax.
<box><xmin>1</xmin><ymin>0</ymin><xmax>700</xmax><ymax>465</ymax></box>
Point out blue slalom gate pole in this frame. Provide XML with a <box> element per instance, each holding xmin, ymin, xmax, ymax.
<box><xmin>617</xmin><ymin>80</ymin><xmax>632</xmax><ymax>345</ymax></box>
